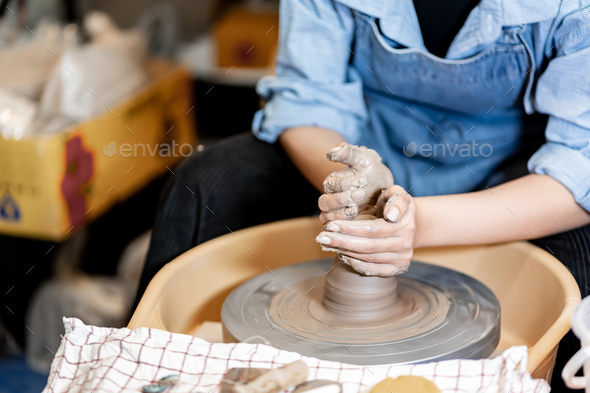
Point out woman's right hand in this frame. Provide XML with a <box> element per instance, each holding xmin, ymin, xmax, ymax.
<box><xmin>319</xmin><ymin>143</ymin><xmax>393</xmax><ymax>224</ymax></box>
<box><xmin>316</xmin><ymin>185</ymin><xmax>416</xmax><ymax>277</ymax></box>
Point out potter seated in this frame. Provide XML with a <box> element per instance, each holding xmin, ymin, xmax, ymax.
<box><xmin>220</xmin><ymin>143</ymin><xmax>501</xmax><ymax>364</ymax></box>
<box><xmin>136</xmin><ymin>1</ymin><xmax>590</xmax><ymax>387</ymax></box>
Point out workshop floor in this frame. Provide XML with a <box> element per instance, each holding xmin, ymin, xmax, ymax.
<box><xmin>0</xmin><ymin>355</ymin><xmax>48</xmax><ymax>393</ymax></box>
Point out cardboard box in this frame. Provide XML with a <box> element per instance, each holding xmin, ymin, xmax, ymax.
<box><xmin>0</xmin><ymin>61</ymin><xmax>196</xmax><ymax>241</ymax></box>
<box><xmin>214</xmin><ymin>7</ymin><xmax>279</xmax><ymax>68</ymax></box>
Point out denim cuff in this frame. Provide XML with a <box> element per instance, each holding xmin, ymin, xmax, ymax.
<box><xmin>252</xmin><ymin>76</ymin><xmax>365</xmax><ymax>144</ymax></box>
<box><xmin>528</xmin><ymin>142</ymin><xmax>590</xmax><ymax>212</ymax></box>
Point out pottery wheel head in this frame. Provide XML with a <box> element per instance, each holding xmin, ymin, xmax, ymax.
<box><xmin>221</xmin><ymin>258</ymin><xmax>501</xmax><ymax>365</ymax></box>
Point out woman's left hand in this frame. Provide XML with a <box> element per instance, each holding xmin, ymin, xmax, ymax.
<box><xmin>316</xmin><ymin>185</ymin><xmax>416</xmax><ymax>277</ymax></box>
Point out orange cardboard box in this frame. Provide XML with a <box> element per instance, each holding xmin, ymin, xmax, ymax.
<box><xmin>214</xmin><ymin>7</ymin><xmax>279</xmax><ymax>68</ymax></box>
<box><xmin>0</xmin><ymin>61</ymin><xmax>196</xmax><ymax>241</ymax></box>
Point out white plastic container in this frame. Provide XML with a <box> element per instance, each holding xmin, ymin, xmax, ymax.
<box><xmin>563</xmin><ymin>296</ymin><xmax>590</xmax><ymax>391</ymax></box>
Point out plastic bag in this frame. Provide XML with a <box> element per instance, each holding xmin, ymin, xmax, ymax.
<box><xmin>35</xmin><ymin>11</ymin><xmax>149</xmax><ymax>134</ymax></box>
<box><xmin>25</xmin><ymin>231</ymin><xmax>151</xmax><ymax>373</ymax></box>
<box><xmin>0</xmin><ymin>20</ymin><xmax>72</xmax><ymax>101</ymax></box>
<box><xmin>0</xmin><ymin>89</ymin><xmax>37</xmax><ymax>140</ymax></box>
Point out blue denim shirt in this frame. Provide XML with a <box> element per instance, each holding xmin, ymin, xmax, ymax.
<box><xmin>252</xmin><ymin>0</ymin><xmax>590</xmax><ymax>211</ymax></box>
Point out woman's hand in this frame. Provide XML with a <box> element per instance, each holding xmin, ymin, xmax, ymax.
<box><xmin>319</xmin><ymin>143</ymin><xmax>393</xmax><ymax>224</ymax></box>
<box><xmin>316</xmin><ymin>185</ymin><xmax>416</xmax><ymax>277</ymax></box>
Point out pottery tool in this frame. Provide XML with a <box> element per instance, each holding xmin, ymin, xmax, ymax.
<box><xmin>292</xmin><ymin>380</ymin><xmax>342</xmax><ymax>393</ymax></box>
<box><xmin>221</xmin><ymin>361</ymin><xmax>309</xmax><ymax>393</ymax></box>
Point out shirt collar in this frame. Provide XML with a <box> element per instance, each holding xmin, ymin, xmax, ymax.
<box><xmin>481</xmin><ymin>0</ymin><xmax>560</xmax><ymax>26</ymax></box>
<box><xmin>376</xmin><ymin>0</ymin><xmax>560</xmax><ymax>57</ymax></box>
<box><xmin>380</xmin><ymin>0</ymin><xmax>426</xmax><ymax>50</ymax></box>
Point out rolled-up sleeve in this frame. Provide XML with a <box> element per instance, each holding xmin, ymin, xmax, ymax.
<box><xmin>528</xmin><ymin>5</ymin><xmax>590</xmax><ymax>211</ymax></box>
<box><xmin>252</xmin><ymin>0</ymin><xmax>367</xmax><ymax>144</ymax></box>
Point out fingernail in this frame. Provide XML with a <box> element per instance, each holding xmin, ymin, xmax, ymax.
<box><xmin>316</xmin><ymin>235</ymin><xmax>331</xmax><ymax>245</ymax></box>
<box><xmin>386</xmin><ymin>207</ymin><xmax>399</xmax><ymax>222</ymax></box>
<box><xmin>326</xmin><ymin>223</ymin><xmax>339</xmax><ymax>232</ymax></box>
<box><xmin>351</xmin><ymin>190</ymin><xmax>365</xmax><ymax>201</ymax></box>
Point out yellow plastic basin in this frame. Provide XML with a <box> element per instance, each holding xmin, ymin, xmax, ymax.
<box><xmin>129</xmin><ymin>217</ymin><xmax>581</xmax><ymax>382</ymax></box>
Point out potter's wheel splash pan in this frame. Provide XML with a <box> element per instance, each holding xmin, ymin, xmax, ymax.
<box><xmin>221</xmin><ymin>258</ymin><xmax>500</xmax><ymax>365</ymax></box>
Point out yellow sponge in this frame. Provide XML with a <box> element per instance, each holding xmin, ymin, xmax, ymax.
<box><xmin>370</xmin><ymin>376</ymin><xmax>440</xmax><ymax>393</ymax></box>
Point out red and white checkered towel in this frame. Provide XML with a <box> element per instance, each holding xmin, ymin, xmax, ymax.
<box><xmin>43</xmin><ymin>318</ymin><xmax>549</xmax><ymax>393</ymax></box>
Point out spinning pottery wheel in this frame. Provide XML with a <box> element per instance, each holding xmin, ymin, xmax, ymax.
<box><xmin>222</xmin><ymin>256</ymin><xmax>501</xmax><ymax>365</ymax></box>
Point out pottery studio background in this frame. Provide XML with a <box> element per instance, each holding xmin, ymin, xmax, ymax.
<box><xmin>0</xmin><ymin>0</ymin><xmax>274</xmax><ymax>391</ymax></box>
<box><xmin>1</xmin><ymin>0</ymin><xmax>590</xmax><ymax>392</ymax></box>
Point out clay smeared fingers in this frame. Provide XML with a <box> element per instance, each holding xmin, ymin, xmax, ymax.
<box><xmin>324</xmin><ymin>218</ymin><xmax>412</xmax><ymax>238</ymax></box>
<box><xmin>318</xmin><ymin>189</ymin><xmax>365</xmax><ymax>212</ymax></box>
<box><xmin>324</xmin><ymin>219</ymin><xmax>388</xmax><ymax>237</ymax></box>
<box><xmin>316</xmin><ymin>231</ymin><xmax>404</xmax><ymax>254</ymax></box>
<box><xmin>341</xmin><ymin>255</ymin><xmax>410</xmax><ymax>277</ymax></box>
<box><xmin>340</xmin><ymin>255</ymin><xmax>383</xmax><ymax>276</ymax></box>
<box><xmin>376</xmin><ymin>185</ymin><xmax>411</xmax><ymax>222</ymax></box>
<box><xmin>323</xmin><ymin>175</ymin><xmax>368</xmax><ymax>194</ymax></box>
<box><xmin>320</xmin><ymin>247</ymin><xmax>410</xmax><ymax>264</ymax></box>
<box><xmin>319</xmin><ymin>206</ymin><xmax>358</xmax><ymax>224</ymax></box>
<box><xmin>327</xmin><ymin>143</ymin><xmax>361</xmax><ymax>166</ymax></box>
<box><xmin>327</xmin><ymin>166</ymin><xmax>356</xmax><ymax>179</ymax></box>
<box><xmin>383</xmin><ymin>194</ymin><xmax>410</xmax><ymax>223</ymax></box>
<box><xmin>340</xmin><ymin>250</ymin><xmax>412</xmax><ymax>267</ymax></box>
<box><xmin>327</xmin><ymin>143</ymin><xmax>377</xmax><ymax>168</ymax></box>
<box><xmin>316</xmin><ymin>236</ymin><xmax>413</xmax><ymax>263</ymax></box>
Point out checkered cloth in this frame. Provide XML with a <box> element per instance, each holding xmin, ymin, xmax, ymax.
<box><xmin>43</xmin><ymin>318</ymin><xmax>549</xmax><ymax>393</ymax></box>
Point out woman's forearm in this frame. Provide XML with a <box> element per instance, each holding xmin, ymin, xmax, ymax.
<box><xmin>279</xmin><ymin>126</ymin><xmax>347</xmax><ymax>192</ymax></box>
<box><xmin>414</xmin><ymin>174</ymin><xmax>590</xmax><ymax>248</ymax></box>
<box><xmin>281</xmin><ymin>131</ymin><xmax>590</xmax><ymax>247</ymax></box>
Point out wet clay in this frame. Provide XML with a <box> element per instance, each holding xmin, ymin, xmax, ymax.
<box><xmin>324</xmin><ymin>143</ymin><xmax>394</xmax><ymax>213</ymax></box>
<box><xmin>269</xmin><ymin>256</ymin><xmax>449</xmax><ymax>343</ymax></box>
<box><xmin>322</xmin><ymin>257</ymin><xmax>399</xmax><ymax>321</ymax></box>
<box><xmin>223</xmin><ymin>258</ymin><xmax>501</xmax><ymax>364</ymax></box>
<box><xmin>270</xmin><ymin>144</ymin><xmax>427</xmax><ymax>337</ymax></box>
<box><xmin>292</xmin><ymin>209</ymin><xmax>418</xmax><ymax>331</ymax></box>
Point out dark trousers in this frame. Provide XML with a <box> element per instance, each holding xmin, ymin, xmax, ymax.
<box><xmin>136</xmin><ymin>132</ymin><xmax>589</xmax><ymax>390</ymax></box>
<box><xmin>530</xmin><ymin>230</ymin><xmax>590</xmax><ymax>391</ymax></box>
<box><xmin>136</xmin><ymin>133</ymin><xmax>321</xmax><ymax>301</ymax></box>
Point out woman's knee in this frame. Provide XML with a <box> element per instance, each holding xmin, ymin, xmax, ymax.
<box><xmin>174</xmin><ymin>133</ymin><xmax>276</xmax><ymax>185</ymax></box>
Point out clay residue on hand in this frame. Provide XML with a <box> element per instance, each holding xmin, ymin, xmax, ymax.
<box><xmin>319</xmin><ymin>144</ymin><xmax>401</xmax><ymax>277</ymax></box>
<box><xmin>323</xmin><ymin>175</ymin><xmax>368</xmax><ymax>194</ymax></box>
<box><xmin>318</xmin><ymin>212</ymin><xmax>405</xmax><ymax>277</ymax></box>
<box><xmin>324</xmin><ymin>143</ymin><xmax>393</xmax><ymax>216</ymax></box>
